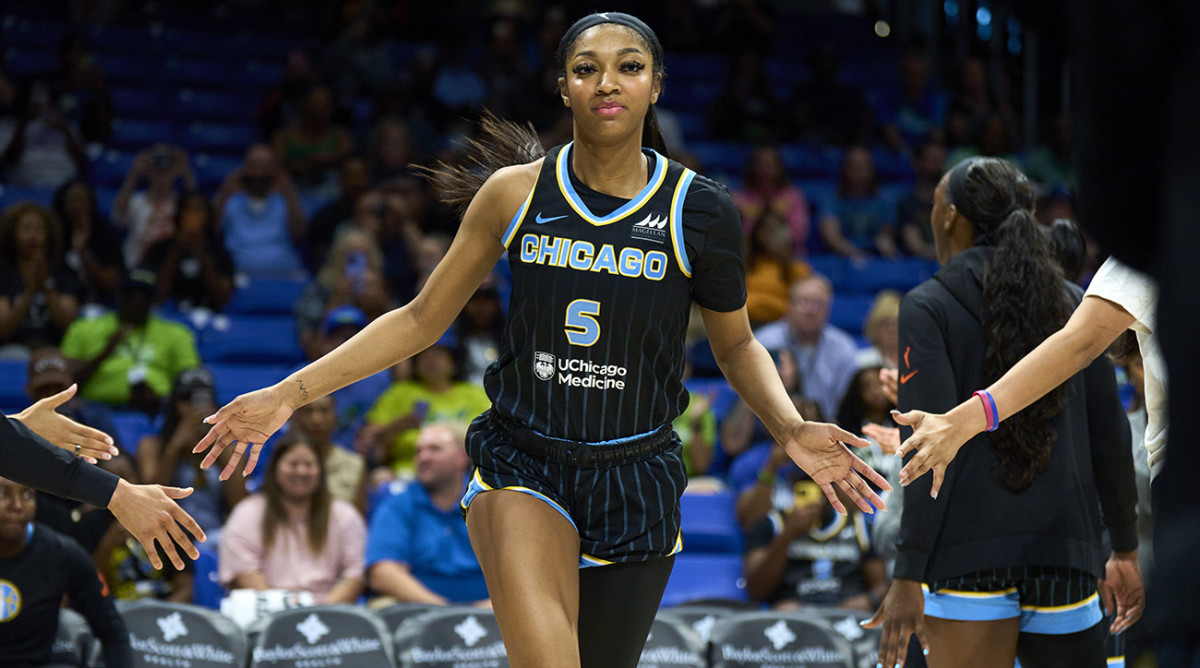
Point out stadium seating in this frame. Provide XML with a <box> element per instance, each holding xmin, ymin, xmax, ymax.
<box><xmin>225</xmin><ymin>277</ymin><xmax>308</xmax><ymax>316</ymax></box>
<box><xmin>805</xmin><ymin>607</ymin><xmax>883</xmax><ymax>668</ymax></box>
<box><xmin>679</xmin><ymin>490</ymin><xmax>742</xmax><ymax>554</ymax></box>
<box><xmin>123</xmin><ymin>600</ymin><xmax>249</xmax><ymax>668</ymax></box>
<box><xmin>197</xmin><ymin>315</ymin><xmax>305</xmax><ymax>365</ymax></box>
<box><xmin>192</xmin><ymin>545</ymin><xmax>224</xmax><ymax>611</ymax></box>
<box><xmin>207</xmin><ymin>363</ymin><xmax>293</xmax><ymax>406</ymax></box>
<box><xmin>51</xmin><ymin>608</ymin><xmax>93</xmax><ymax>667</ymax></box>
<box><xmin>639</xmin><ymin>616</ymin><xmax>707</xmax><ymax>667</ymax></box>
<box><xmin>660</xmin><ymin>553</ymin><xmax>748</xmax><ymax>607</ymax></box>
<box><xmin>375</xmin><ymin>602</ymin><xmax>439</xmax><ymax>635</ymax></box>
<box><xmin>708</xmin><ymin>612</ymin><xmax>855</xmax><ymax>668</ymax></box>
<box><xmin>251</xmin><ymin>605</ymin><xmax>393</xmax><ymax>668</ymax></box>
<box><xmin>393</xmin><ymin>607</ymin><xmax>507</xmax><ymax>668</ymax></box>
<box><xmin>656</xmin><ymin>605</ymin><xmax>741</xmax><ymax>645</ymax></box>
<box><xmin>0</xmin><ymin>359</ymin><xmax>27</xmax><ymax>415</ymax></box>
<box><xmin>110</xmin><ymin>411</ymin><xmax>154</xmax><ymax>456</ymax></box>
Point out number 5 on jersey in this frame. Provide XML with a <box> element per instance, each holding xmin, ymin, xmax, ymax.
<box><xmin>565</xmin><ymin>299</ymin><xmax>601</xmax><ymax>347</ymax></box>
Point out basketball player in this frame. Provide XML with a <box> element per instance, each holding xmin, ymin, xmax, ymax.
<box><xmin>194</xmin><ymin>13</ymin><xmax>889</xmax><ymax>667</ymax></box>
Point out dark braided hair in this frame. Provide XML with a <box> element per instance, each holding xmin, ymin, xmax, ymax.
<box><xmin>947</xmin><ymin>157</ymin><xmax>1073</xmax><ymax>490</ymax></box>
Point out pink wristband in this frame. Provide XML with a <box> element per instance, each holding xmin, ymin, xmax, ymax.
<box><xmin>973</xmin><ymin>390</ymin><xmax>999</xmax><ymax>432</ymax></box>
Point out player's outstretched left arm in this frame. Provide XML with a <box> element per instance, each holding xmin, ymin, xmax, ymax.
<box><xmin>700</xmin><ymin>306</ymin><xmax>891</xmax><ymax>515</ymax></box>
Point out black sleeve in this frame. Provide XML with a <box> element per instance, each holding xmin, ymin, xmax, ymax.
<box><xmin>685</xmin><ymin>178</ymin><xmax>746</xmax><ymax>313</ymax></box>
<box><xmin>1083</xmin><ymin>355</ymin><xmax>1139</xmax><ymax>552</ymax></box>
<box><xmin>893</xmin><ymin>292</ymin><xmax>959</xmax><ymax>582</ymax></box>
<box><xmin>0</xmin><ymin>416</ymin><xmax>119</xmax><ymax>508</ymax></box>
<box><xmin>64</xmin><ymin>537</ymin><xmax>132</xmax><ymax>667</ymax></box>
<box><xmin>743</xmin><ymin>514</ymin><xmax>777</xmax><ymax>553</ymax></box>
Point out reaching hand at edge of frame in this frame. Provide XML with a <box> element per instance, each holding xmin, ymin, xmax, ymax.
<box><xmin>10</xmin><ymin>384</ymin><xmax>118</xmax><ymax>464</ymax></box>
<box><xmin>1100</xmin><ymin>550</ymin><xmax>1145</xmax><ymax>634</ymax></box>
<box><xmin>107</xmin><ymin>479</ymin><xmax>206</xmax><ymax>571</ymax></box>
<box><xmin>891</xmin><ymin>405</ymin><xmax>983</xmax><ymax>498</ymax></box>
<box><xmin>193</xmin><ymin>385</ymin><xmax>296</xmax><ymax>481</ymax></box>
<box><xmin>862</xmin><ymin>578</ymin><xmax>930</xmax><ymax>668</ymax></box>
<box><xmin>782</xmin><ymin>420</ymin><xmax>891</xmax><ymax>515</ymax></box>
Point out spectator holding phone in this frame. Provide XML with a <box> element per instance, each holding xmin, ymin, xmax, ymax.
<box><xmin>294</xmin><ymin>227</ymin><xmax>394</xmax><ymax>357</ymax></box>
<box><xmin>140</xmin><ymin>190</ymin><xmax>235</xmax><ymax>313</ymax></box>
<box><xmin>112</xmin><ymin>144</ymin><xmax>197</xmax><ymax>268</ymax></box>
<box><xmin>0</xmin><ymin>78</ymin><xmax>88</xmax><ymax>189</ymax></box>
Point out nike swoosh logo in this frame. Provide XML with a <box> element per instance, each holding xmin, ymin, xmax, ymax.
<box><xmin>535</xmin><ymin>212</ymin><xmax>567</xmax><ymax>224</ymax></box>
<box><xmin>900</xmin><ymin>370</ymin><xmax>919</xmax><ymax>384</ymax></box>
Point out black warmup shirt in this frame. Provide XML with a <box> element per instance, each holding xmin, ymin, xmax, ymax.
<box><xmin>0</xmin><ymin>523</ymin><xmax>131</xmax><ymax>667</ymax></box>
<box><xmin>486</xmin><ymin>143</ymin><xmax>745</xmax><ymax>442</ymax></box>
<box><xmin>0</xmin><ymin>415</ymin><xmax>118</xmax><ymax>509</ymax></box>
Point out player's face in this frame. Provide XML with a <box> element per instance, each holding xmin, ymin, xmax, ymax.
<box><xmin>0</xmin><ymin>478</ymin><xmax>35</xmax><ymax>541</ymax></box>
<box><xmin>559</xmin><ymin>24</ymin><xmax>661</xmax><ymax>142</ymax></box>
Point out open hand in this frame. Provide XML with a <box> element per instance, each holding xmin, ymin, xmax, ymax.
<box><xmin>892</xmin><ymin>409</ymin><xmax>975</xmax><ymax>498</ymax></box>
<box><xmin>107</xmin><ymin>479</ymin><xmax>206</xmax><ymax>570</ymax></box>
<box><xmin>863</xmin><ymin>579</ymin><xmax>929</xmax><ymax>668</ymax></box>
<box><xmin>782</xmin><ymin>421</ymin><xmax>891</xmax><ymax>515</ymax></box>
<box><xmin>193</xmin><ymin>386</ymin><xmax>295</xmax><ymax>480</ymax></box>
<box><xmin>11</xmin><ymin>385</ymin><xmax>117</xmax><ymax>464</ymax></box>
<box><xmin>1100</xmin><ymin>551</ymin><xmax>1144</xmax><ymax>634</ymax></box>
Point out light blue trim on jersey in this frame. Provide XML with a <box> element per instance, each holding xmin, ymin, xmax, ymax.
<box><xmin>1019</xmin><ymin>592</ymin><xmax>1103</xmax><ymax>635</ymax></box>
<box><xmin>502</xmin><ymin>180</ymin><xmax>539</xmax><ymax>248</ymax></box>
<box><xmin>922</xmin><ymin>585</ymin><xmax>1103</xmax><ymax>634</ymax></box>
<box><xmin>669</xmin><ymin>170</ymin><xmax>695</xmax><ymax>277</ymax></box>
<box><xmin>461</xmin><ymin>470</ymin><xmax>577</xmax><ymax>531</ymax></box>
<box><xmin>555</xmin><ymin>142</ymin><xmax>668</xmax><ymax>226</ymax></box>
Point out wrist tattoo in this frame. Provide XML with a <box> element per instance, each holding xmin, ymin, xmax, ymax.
<box><xmin>295</xmin><ymin>379</ymin><xmax>310</xmax><ymax>402</ymax></box>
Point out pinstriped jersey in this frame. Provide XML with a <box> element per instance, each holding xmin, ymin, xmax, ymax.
<box><xmin>485</xmin><ymin>143</ymin><xmax>746</xmax><ymax>442</ymax></box>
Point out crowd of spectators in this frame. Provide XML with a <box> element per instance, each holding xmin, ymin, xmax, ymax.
<box><xmin>0</xmin><ymin>0</ymin><xmax>1122</xmax><ymax>659</ymax></box>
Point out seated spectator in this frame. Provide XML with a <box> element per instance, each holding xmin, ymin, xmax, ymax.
<box><xmin>215</xmin><ymin>144</ymin><xmax>306</xmax><ymax>277</ymax></box>
<box><xmin>295</xmin><ymin>228</ymin><xmax>394</xmax><ymax>356</ymax></box>
<box><xmin>219</xmin><ymin>432</ymin><xmax>366</xmax><ymax>604</ymax></box>
<box><xmin>61</xmin><ymin>269</ymin><xmax>200</xmax><ymax>412</ymax></box>
<box><xmin>53</xmin><ymin>180</ymin><xmax>124</xmax><ymax>307</ymax></box>
<box><xmin>306</xmin><ymin>156</ymin><xmax>372</xmax><ymax>270</ymax></box>
<box><xmin>93</xmin><ymin>454</ymin><xmax>194</xmax><ymax>603</ymax></box>
<box><xmin>291</xmin><ymin>395</ymin><xmax>367</xmax><ymax>511</ymax></box>
<box><xmin>708</xmin><ymin>52</ymin><xmax>782</xmax><ymax>142</ymax></box>
<box><xmin>51</xmin><ymin>32</ymin><xmax>113</xmax><ymax>144</ymax></box>
<box><xmin>855</xmin><ymin>290</ymin><xmax>901</xmax><ymax>369</ymax></box>
<box><xmin>141</xmin><ymin>190</ymin><xmax>235</xmax><ymax>313</ymax></box>
<box><xmin>721</xmin><ymin>346</ymin><xmax>803</xmax><ymax>461</ymax></box>
<box><xmin>743</xmin><ymin>486</ymin><xmax>887</xmax><ymax>611</ymax></box>
<box><xmin>360</xmin><ymin>187</ymin><xmax>422</xmax><ymax>303</ymax></box>
<box><xmin>744</xmin><ymin>212</ymin><xmax>811</xmax><ymax>327</ymax></box>
<box><xmin>787</xmin><ymin>44</ymin><xmax>873</xmax><ymax>146</ymax></box>
<box><xmin>897</xmin><ymin>140</ymin><xmax>945</xmax><ymax>259</ymax></box>
<box><xmin>256</xmin><ymin>49</ymin><xmax>319</xmax><ymax>141</ymax></box>
<box><xmin>0</xmin><ymin>202</ymin><xmax>82</xmax><ymax>358</ymax></box>
<box><xmin>271</xmin><ymin>85</ymin><xmax>353</xmax><ymax>201</ymax></box>
<box><xmin>368</xmin><ymin>118</ymin><xmax>416</xmax><ymax>184</ymax></box>
<box><xmin>455</xmin><ymin>282</ymin><xmax>505</xmax><ymax>386</ymax></box>
<box><xmin>364</xmin><ymin>336</ymin><xmax>490</xmax><ymax>476</ymax></box>
<box><xmin>0</xmin><ymin>475</ymin><xmax>132</xmax><ymax>666</ymax></box>
<box><xmin>112</xmin><ymin>144</ymin><xmax>197</xmax><ymax>268</ymax></box>
<box><xmin>733</xmin><ymin>145</ymin><xmax>810</xmax><ymax>255</ymax></box>
<box><xmin>835</xmin><ymin>365</ymin><xmax>897</xmax><ymax>480</ymax></box>
<box><xmin>818</xmin><ymin>147</ymin><xmax>898</xmax><ymax>258</ymax></box>
<box><xmin>136</xmin><ymin>367</ymin><xmax>246</xmax><ymax>543</ymax></box>
<box><xmin>755</xmin><ymin>275</ymin><xmax>858</xmax><ymax>421</ymax></box>
<box><xmin>883</xmin><ymin>49</ymin><xmax>948</xmax><ymax>151</ymax></box>
<box><xmin>295</xmin><ymin>305</ymin><xmax>391</xmax><ymax>451</ymax></box>
<box><xmin>366</xmin><ymin>423</ymin><xmax>487</xmax><ymax>606</ymax></box>
<box><xmin>0</xmin><ymin>78</ymin><xmax>88</xmax><ymax>188</ymax></box>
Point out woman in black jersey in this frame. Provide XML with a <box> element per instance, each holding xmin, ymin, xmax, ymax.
<box><xmin>864</xmin><ymin>157</ymin><xmax>1141</xmax><ymax>668</ymax></box>
<box><xmin>195</xmin><ymin>13</ymin><xmax>889</xmax><ymax>667</ymax></box>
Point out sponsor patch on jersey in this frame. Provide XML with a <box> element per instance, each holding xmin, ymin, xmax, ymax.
<box><xmin>534</xmin><ymin>352</ymin><xmax>556</xmax><ymax>380</ymax></box>
<box><xmin>629</xmin><ymin>212</ymin><xmax>668</xmax><ymax>244</ymax></box>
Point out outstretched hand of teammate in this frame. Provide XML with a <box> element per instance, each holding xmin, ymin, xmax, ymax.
<box><xmin>891</xmin><ymin>408</ymin><xmax>980</xmax><ymax>498</ymax></box>
<box><xmin>10</xmin><ymin>384</ymin><xmax>118</xmax><ymax>464</ymax></box>
<box><xmin>193</xmin><ymin>385</ymin><xmax>296</xmax><ymax>480</ymax></box>
<box><xmin>783</xmin><ymin>421</ymin><xmax>890</xmax><ymax>515</ymax></box>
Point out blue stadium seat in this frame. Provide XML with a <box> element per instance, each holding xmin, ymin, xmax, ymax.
<box><xmin>239</xmin><ymin>60</ymin><xmax>286</xmax><ymax>89</ymax></box>
<box><xmin>1</xmin><ymin>18</ymin><xmax>67</xmax><ymax>48</ymax></box>
<box><xmin>870</xmin><ymin>147</ymin><xmax>915</xmax><ymax>183</ymax></box>
<box><xmin>683</xmin><ymin>377</ymin><xmax>738</xmax><ymax>423</ymax></box>
<box><xmin>780</xmin><ymin>144</ymin><xmax>842</xmax><ymax>180</ymax></box>
<box><xmin>193</xmin><ymin>153</ymin><xmax>244</xmax><ymax>191</ymax></box>
<box><xmin>93</xmin><ymin>149</ymin><xmax>136</xmax><ymax>189</ymax></box>
<box><xmin>2</xmin><ymin>44</ymin><xmax>58</xmax><ymax>77</ymax></box>
<box><xmin>163</xmin><ymin>57</ymin><xmax>239</xmax><ymax>88</ymax></box>
<box><xmin>109</xmin><ymin>118</ymin><xmax>176</xmax><ymax>150</ymax></box>
<box><xmin>173</xmin><ymin>89</ymin><xmax>255</xmax><ymax>121</ymax></box>
<box><xmin>207</xmin><ymin>362</ymin><xmax>293</xmax><ymax>405</ymax></box>
<box><xmin>86</xmin><ymin>26</ymin><xmax>155</xmax><ymax>54</ymax></box>
<box><xmin>828</xmin><ymin>293</ymin><xmax>876</xmax><ymax>336</ymax></box>
<box><xmin>95</xmin><ymin>52</ymin><xmax>163</xmax><ymax>85</ymax></box>
<box><xmin>0</xmin><ymin>185</ymin><xmax>55</xmax><ymax>210</ymax></box>
<box><xmin>689</xmin><ymin>142</ymin><xmax>750</xmax><ymax>175</ymax></box>
<box><xmin>0</xmin><ymin>359</ymin><xmax>28</xmax><ymax>414</ymax></box>
<box><xmin>225</xmin><ymin>277</ymin><xmax>308</xmax><ymax>316</ymax></box>
<box><xmin>839</xmin><ymin>257</ymin><xmax>937</xmax><ymax>294</ymax></box>
<box><xmin>660</xmin><ymin>553</ymin><xmax>748</xmax><ymax>607</ymax></box>
<box><xmin>192</xmin><ymin>545</ymin><xmax>224</xmax><ymax>609</ymax></box>
<box><xmin>807</xmin><ymin>254</ymin><xmax>848</xmax><ymax>287</ymax></box>
<box><xmin>198</xmin><ymin>315</ymin><xmax>305</xmax><ymax>365</ymax></box>
<box><xmin>109</xmin><ymin>87</ymin><xmax>169</xmax><ymax>119</ymax></box>
<box><xmin>680</xmin><ymin>490</ymin><xmax>742</xmax><ymax>554</ymax></box>
<box><xmin>180</xmin><ymin>122</ymin><xmax>257</xmax><ymax>155</ymax></box>
<box><xmin>110</xmin><ymin>411</ymin><xmax>155</xmax><ymax>457</ymax></box>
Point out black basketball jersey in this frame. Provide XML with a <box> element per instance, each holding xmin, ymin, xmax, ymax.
<box><xmin>485</xmin><ymin>143</ymin><xmax>746</xmax><ymax>442</ymax></box>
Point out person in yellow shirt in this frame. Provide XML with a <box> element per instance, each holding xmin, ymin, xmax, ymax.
<box><xmin>363</xmin><ymin>333</ymin><xmax>488</xmax><ymax>476</ymax></box>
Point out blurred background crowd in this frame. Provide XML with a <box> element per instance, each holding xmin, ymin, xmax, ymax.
<box><xmin>0</xmin><ymin>0</ymin><xmax>1142</xmax><ymax>663</ymax></box>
